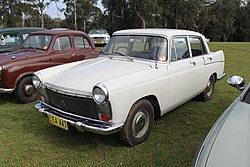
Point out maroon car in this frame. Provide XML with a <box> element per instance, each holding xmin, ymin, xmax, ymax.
<box><xmin>0</xmin><ymin>29</ymin><xmax>100</xmax><ymax>103</ymax></box>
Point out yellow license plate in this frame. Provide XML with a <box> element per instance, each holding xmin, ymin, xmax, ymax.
<box><xmin>48</xmin><ymin>115</ymin><xmax>69</xmax><ymax>131</ymax></box>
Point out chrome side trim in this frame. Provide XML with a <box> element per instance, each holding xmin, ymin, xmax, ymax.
<box><xmin>0</xmin><ymin>87</ymin><xmax>14</xmax><ymax>93</ymax></box>
<box><xmin>35</xmin><ymin>102</ymin><xmax>124</xmax><ymax>135</ymax></box>
<box><xmin>217</xmin><ymin>72</ymin><xmax>226</xmax><ymax>80</ymax></box>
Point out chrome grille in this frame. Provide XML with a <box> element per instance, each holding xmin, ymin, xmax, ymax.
<box><xmin>46</xmin><ymin>88</ymin><xmax>99</xmax><ymax>120</ymax></box>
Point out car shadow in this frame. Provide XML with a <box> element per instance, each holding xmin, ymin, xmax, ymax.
<box><xmin>22</xmin><ymin>112</ymin><xmax>124</xmax><ymax>148</ymax></box>
<box><xmin>0</xmin><ymin>93</ymin><xmax>19</xmax><ymax>104</ymax></box>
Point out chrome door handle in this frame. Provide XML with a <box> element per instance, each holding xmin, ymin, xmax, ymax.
<box><xmin>72</xmin><ymin>54</ymin><xmax>77</xmax><ymax>57</ymax></box>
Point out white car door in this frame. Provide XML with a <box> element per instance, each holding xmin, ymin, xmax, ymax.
<box><xmin>167</xmin><ymin>36</ymin><xmax>204</xmax><ymax>109</ymax></box>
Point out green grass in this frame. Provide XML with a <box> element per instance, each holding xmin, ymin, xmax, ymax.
<box><xmin>0</xmin><ymin>42</ymin><xmax>249</xmax><ymax>167</ymax></box>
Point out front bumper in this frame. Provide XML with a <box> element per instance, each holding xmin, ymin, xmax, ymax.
<box><xmin>35</xmin><ymin>102</ymin><xmax>124</xmax><ymax>135</ymax></box>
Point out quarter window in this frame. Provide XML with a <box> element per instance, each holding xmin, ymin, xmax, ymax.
<box><xmin>171</xmin><ymin>37</ymin><xmax>190</xmax><ymax>61</ymax></box>
<box><xmin>189</xmin><ymin>37</ymin><xmax>207</xmax><ymax>56</ymax></box>
<box><xmin>53</xmin><ymin>36</ymin><xmax>72</xmax><ymax>51</ymax></box>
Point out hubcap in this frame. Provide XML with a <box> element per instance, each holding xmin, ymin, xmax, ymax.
<box><xmin>24</xmin><ymin>84</ymin><xmax>35</xmax><ymax>96</ymax></box>
<box><xmin>132</xmin><ymin>109</ymin><xmax>149</xmax><ymax>138</ymax></box>
<box><xmin>206</xmin><ymin>79</ymin><xmax>213</xmax><ymax>97</ymax></box>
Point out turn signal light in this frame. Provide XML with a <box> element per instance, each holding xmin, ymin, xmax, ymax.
<box><xmin>100</xmin><ymin>114</ymin><xmax>111</xmax><ymax>122</ymax></box>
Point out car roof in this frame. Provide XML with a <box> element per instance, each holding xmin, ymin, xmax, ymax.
<box><xmin>0</xmin><ymin>27</ymin><xmax>45</xmax><ymax>34</ymax></box>
<box><xmin>30</xmin><ymin>29</ymin><xmax>87</xmax><ymax>36</ymax></box>
<box><xmin>113</xmin><ymin>28</ymin><xmax>204</xmax><ymax>38</ymax></box>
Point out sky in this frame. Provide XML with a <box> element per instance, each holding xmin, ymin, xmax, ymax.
<box><xmin>44</xmin><ymin>0</ymin><xmax>104</xmax><ymax>19</ymax></box>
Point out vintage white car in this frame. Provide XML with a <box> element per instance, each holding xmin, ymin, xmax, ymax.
<box><xmin>33</xmin><ymin>29</ymin><xmax>225</xmax><ymax>146</ymax></box>
<box><xmin>194</xmin><ymin>76</ymin><xmax>250</xmax><ymax>167</ymax></box>
<box><xmin>88</xmin><ymin>29</ymin><xmax>110</xmax><ymax>45</ymax></box>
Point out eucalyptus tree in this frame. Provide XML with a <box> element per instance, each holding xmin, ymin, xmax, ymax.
<box><xmin>204</xmin><ymin>0</ymin><xmax>241</xmax><ymax>41</ymax></box>
<box><xmin>0</xmin><ymin>0</ymin><xmax>24</xmax><ymax>27</ymax></box>
<box><xmin>25</xmin><ymin>0</ymin><xmax>58</xmax><ymax>28</ymax></box>
<box><xmin>63</xmin><ymin>0</ymin><xmax>99</xmax><ymax>31</ymax></box>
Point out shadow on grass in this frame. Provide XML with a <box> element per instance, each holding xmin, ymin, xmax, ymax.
<box><xmin>0</xmin><ymin>93</ymin><xmax>19</xmax><ymax>104</ymax></box>
<box><xmin>21</xmin><ymin>111</ymin><xmax>124</xmax><ymax>148</ymax></box>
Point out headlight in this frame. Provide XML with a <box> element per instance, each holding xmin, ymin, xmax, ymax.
<box><xmin>32</xmin><ymin>74</ymin><xmax>43</xmax><ymax>89</ymax></box>
<box><xmin>0</xmin><ymin>66</ymin><xmax>2</xmax><ymax>75</ymax></box>
<box><xmin>92</xmin><ymin>83</ymin><xmax>109</xmax><ymax>105</ymax></box>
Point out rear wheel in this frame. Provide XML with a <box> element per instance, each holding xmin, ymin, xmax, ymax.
<box><xmin>15</xmin><ymin>76</ymin><xmax>38</xmax><ymax>103</ymax></box>
<box><xmin>120</xmin><ymin>99</ymin><xmax>154</xmax><ymax>146</ymax></box>
<box><xmin>197</xmin><ymin>75</ymin><xmax>215</xmax><ymax>101</ymax></box>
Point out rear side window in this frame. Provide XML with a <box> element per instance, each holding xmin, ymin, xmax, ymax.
<box><xmin>0</xmin><ymin>33</ymin><xmax>20</xmax><ymax>45</ymax></box>
<box><xmin>74</xmin><ymin>36</ymin><xmax>90</xmax><ymax>49</ymax></box>
<box><xmin>171</xmin><ymin>37</ymin><xmax>190</xmax><ymax>61</ymax></box>
<box><xmin>189</xmin><ymin>37</ymin><xmax>207</xmax><ymax>56</ymax></box>
<box><xmin>53</xmin><ymin>36</ymin><xmax>72</xmax><ymax>51</ymax></box>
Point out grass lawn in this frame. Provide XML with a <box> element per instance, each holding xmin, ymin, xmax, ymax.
<box><xmin>0</xmin><ymin>42</ymin><xmax>249</xmax><ymax>167</ymax></box>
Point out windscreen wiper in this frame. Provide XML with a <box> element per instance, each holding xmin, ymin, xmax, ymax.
<box><xmin>114</xmin><ymin>51</ymin><xmax>133</xmax><ymax>61</ymax></box>
<box><xmin>100</xmin><ymin>51</ymin><xmax>113</xmax><ymax>59</ymax></box>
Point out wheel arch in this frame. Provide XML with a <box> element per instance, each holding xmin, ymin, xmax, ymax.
<box><xmin>137</xmin><ymin>95</ymin><xmax>161</xmax><ymax>120</ymax></box>
<box><xmin>14</xmin><ymin>72</ymin><xmax>34</xmax><ymax>90</ymax></box>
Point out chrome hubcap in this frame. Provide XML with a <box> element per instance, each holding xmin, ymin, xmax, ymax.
<box><xmin>206</xmin><ymin>79</ymin><xmax>213</xmax><ymax>97</ymax></box>
<box><xmin>24</xmin><ymin>84</ymin><xmax>35</xmax><ymax>96</ymax></box>
<box><xmin>132</xmin><ymin>109</ymin><xmax>149</xmax><ymax>138</ymax></box>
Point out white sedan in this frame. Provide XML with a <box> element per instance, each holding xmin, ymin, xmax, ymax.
<box><xmin>33</xmin><ymin>29</ymin><xmax>225</xmax><ymax>146</ymax></box>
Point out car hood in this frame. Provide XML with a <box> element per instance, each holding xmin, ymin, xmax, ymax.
<box><xmin>45</xmin><ymin>57</ymin><xmax>154</xmax><ymax>96</ymax></box>
<box><xmin>0</xmin><ymin>49</ymin><xmax>45</xmax><ymax>65</ymax></box>
<box><xmin>206</xmin><ymin>99</ymin><xmax>250</xmax><ymax>167</ymax></box>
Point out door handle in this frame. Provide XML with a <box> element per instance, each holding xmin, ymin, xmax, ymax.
<box><xmin>190</xmin><ymin>62</ymin><xmax>196</xmax><ymax>65</ymax></box>
<box><xmin>72</xmin><ymin>54</ymin><xmax>77</xmax><ymax>57</ymax></box>
<box><xmin>207</xmin><ymin>57</ymin><xmax>212</xmax><ymax>60</ymax></box>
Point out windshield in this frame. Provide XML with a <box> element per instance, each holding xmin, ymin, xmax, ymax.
<box><xmin>89</xmin><ymin>29</ymin><xmax>107</xmax><ymax>34</ymax></box>
<box><xmin>103</xmin><ymin>35</ymin><xmax>168</xmax><ymax>61</ymax></box>
<box><xmin>21</xmin><ymin>34</ymin><xmax>52</xmax><ymax>50</ymax></box>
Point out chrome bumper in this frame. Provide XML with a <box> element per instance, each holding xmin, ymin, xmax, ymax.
<box><xmin>0</xmin><ymin>87</ymin><xmax>14</xmax><ymax>93</ymax></box>
<box><xmin>217</xmin><ymin>72</ymin><xmax>226</xmax><ymax>80</ymax></box>
<box><xmin>35</xmin><ymin>102</ymin><xmax>124</xmax><ymax>135</ymax></box>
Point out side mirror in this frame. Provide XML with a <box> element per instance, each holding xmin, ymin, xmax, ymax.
<box><xmin>227</xmin><ymin>76</ymin><xmax>245</xmax><ymax>90</ymax></box>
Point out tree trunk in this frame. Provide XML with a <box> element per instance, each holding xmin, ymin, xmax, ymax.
<box><xmin>135</xmin><ymin>10</ymin><xmax>146</xmax><ymax>28</ymax></box>
<box><xmin>41</xmin><ymin>9</ymin><xmax>44</xmax><ymax>28</ymax></box>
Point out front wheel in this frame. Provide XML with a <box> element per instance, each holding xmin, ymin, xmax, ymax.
<box><xmin>120</xmin><ymin>99</ymin><xmax>154</xmax><ymax>146</ymax></box>
<box><xmin>15</xmin><ymin>76</ymin><xmax>38</xmax><ymax>103</ymax></box>
<box><xmin>197</xmin><ymin>75</ymin><xmax>215</xmax><ymax>101</ymax></box>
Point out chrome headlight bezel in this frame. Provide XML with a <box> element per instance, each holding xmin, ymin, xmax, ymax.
<box><xmin>92</xmin><ymin>83</ymin><xmax>109</xmax><ymax>105</ymax></box>
<box><xmin>32</xmin><ymin>73</ymin><xmax>43</xmax><ymax>89</ymax></box>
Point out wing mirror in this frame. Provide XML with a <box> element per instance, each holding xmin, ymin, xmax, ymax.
<box><xmin>227</xmin><ymin>76</ymin><xmax>245</xmax><ymax>90</ymax></box>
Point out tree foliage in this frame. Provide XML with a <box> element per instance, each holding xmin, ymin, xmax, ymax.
<box><xmin>0</xmin><ymin>0</ymin><xmax>250</xmax><ymax>41</ymax></box>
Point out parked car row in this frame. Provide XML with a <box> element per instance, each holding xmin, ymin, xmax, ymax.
<box><xmin>2</xmin><ymin>27</ymin><xmax>247</xmax><ymax>165</ymax></box>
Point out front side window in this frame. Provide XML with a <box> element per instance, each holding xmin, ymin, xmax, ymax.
<box><xmin>74</xmin><ymin>36</ymin><xmax>90</xmax><ymax>49</ymax></box>
<box><xmin>189</xmin><ymin>36</ymin><xmax>207</xmax><ymax>56</ymax></box>
<box><xmin>104</xmin><ymin>35</ymin><xmax>168</xmax><ymax>61</ymax></box>
<box><xmin>53</xmin><ymin>36</ymin><xmax>72</xmax><ymax>51</ymax></box>
<box><xmin>21</xmin><ymin>34</ymin><xmax>52</xmax><ymax>50</ymax></box>
<box><xmin>171</xmin><ymin>37</ymin><xmax>190</xmax><ymax>61</ymax></box>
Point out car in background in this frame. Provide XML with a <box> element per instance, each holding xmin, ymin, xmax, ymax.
<box><xmin>0</xmin><ymin>27</ymin><xmax>45</xmax><ymax>53</ymax></box>
<box><xmin>33</xmin><ymin>29</ymin><xmax>225</xmax><ymax>146</ymax></box>
<box><xmin>88</xmin><ymin>29</ymin><xmax>110</xmax><ymax>45</ymax></box>
<box><xmin>194</xmin><ymin>76</ymin><xmax>250</xmax><ymax>167</ymax></box>
<box><xmin>0</xmin><ymin>29</ymin><xmax>100</xmax><ymax>103</ymax></box>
